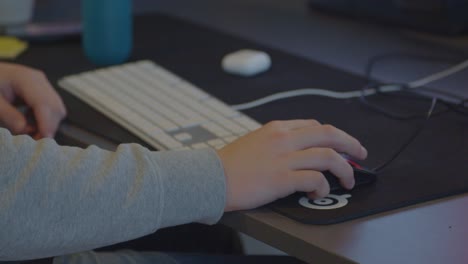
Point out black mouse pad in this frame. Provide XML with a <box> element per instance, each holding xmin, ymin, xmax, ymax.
<box><xmin>16</xmin><ymin>13</ymin><xmax>468</xmax><ymax>225</ymax></box>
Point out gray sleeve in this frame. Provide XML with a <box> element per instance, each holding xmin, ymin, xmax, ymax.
<box><xmin>0</xmin><ymin>128</ymin><xmax>226</xmax><ymax>261</ymax></box>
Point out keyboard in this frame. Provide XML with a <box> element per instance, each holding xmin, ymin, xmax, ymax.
<box><xmin>58</xmin><ymin>60</ymin><xmax>262</xmax><ymax>151</ymax></box>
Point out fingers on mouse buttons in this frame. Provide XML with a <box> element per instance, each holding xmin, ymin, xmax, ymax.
<box><xmin>343</xmin><ymin>155</ymin><xmax>375</xmax><ymax>174</ymax></box>
<box><xmin>347</xmin><ymin>159</ymin><xmax>377</xmax><ymax>175</ymax></box>
<box><xmin>328</xmin><ymin>157</ymin><xmax>377</xmax><ymax>192</ymax></box>
<box><xmin>350</xmin><ymin>161</ymin><xmax>377</xmax><ymax>188</ymax></box>
<box><xmin>347</xmin><ymin>159</ymin><xmax>363</xmax><ymax>169</ymax></box>
<box><xmin>221</xmin><ymin>49</ymin><xmax>272</xmax><ymax>77</ymax></box>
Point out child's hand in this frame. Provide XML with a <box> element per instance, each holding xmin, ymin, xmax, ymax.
<box><xmin>217</xmin><ymin>120</ymin><xmax>367</xmax><ymax>212</ymax></box>
<box><xmin>0</xmin><ymin>63</ymin><xmax>67</xmax><ymax>138</ymax></box>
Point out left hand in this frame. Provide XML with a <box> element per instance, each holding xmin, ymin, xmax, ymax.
<box><xmin>0</xmin><ymin>62</ymin><xmax>67</xmax><ymax>139</ymax></box>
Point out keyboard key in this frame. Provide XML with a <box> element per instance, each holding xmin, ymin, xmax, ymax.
<box><xmin>234</xmin><ymin>116</ymin><xmax>262</xmax><ymax>131</ymax></box>
<box><xmin>174</xmin><ymin>133</ymin><xmax>193</xmax><ymax>142</ymax></box>
<box><xmin>223</xmin><ymin>136</ymin><xmax>239</xmax><ymax>143</ymax></box>
<box><xmin>192</xmin><ymin>143</ymin><xmax>210</xmax><ymax>149</ymax></box>
<box><xmin>205</xmin><ymin>98</ymin><xmax>241</xmax><ymax>118</ymax></box>
<box><xmin>207</xmin><ymin>139</ymin><xmax>225</xmax><ymax>148</ymax></box>
<box><xmin>202</xmin><ymin>122</ymin><xmax>232</xmax><ymax>137</ymax></box>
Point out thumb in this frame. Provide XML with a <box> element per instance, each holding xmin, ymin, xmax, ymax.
<box><xmin>0</xmin><ymin>96</ymin><xmax>27</xmax><ymax>134</ymax></box>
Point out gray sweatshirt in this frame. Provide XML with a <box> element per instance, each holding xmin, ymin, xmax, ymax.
<box><xmin>0</xmin><ymin>128</ymin><xmax>226</xmax><ymax>261</ymax></box>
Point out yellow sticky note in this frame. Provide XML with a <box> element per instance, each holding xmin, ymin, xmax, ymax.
<box><xmin>0</xmin><ymin>37</ymin><xmax>28</xmax><ymax>59</ymax></box>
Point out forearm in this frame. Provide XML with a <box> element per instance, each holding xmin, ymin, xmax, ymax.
<box><xmin>0</xmin><ymin>128</ymin><xmax>225</xmax><ymax>260</ymax></box>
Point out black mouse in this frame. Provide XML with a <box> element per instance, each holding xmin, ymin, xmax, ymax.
<box><xmin>324</xmin><ymin>159</ymin><xmax>377</xmax><ymax>192</ymax></box>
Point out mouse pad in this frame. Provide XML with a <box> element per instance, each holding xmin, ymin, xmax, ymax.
<box><xmin>16</xmin><ymin>13</ymin><xmax>468</xmax><ymax>225</ymax></box>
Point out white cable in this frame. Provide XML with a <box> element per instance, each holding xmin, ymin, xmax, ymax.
<box><xmin>408</xmin><ymin>59</ymin><xmax>468</xmax><ymax>89</ymax></box>
<box><xmin>231</xmin><ymin>85</ymin><xmax>401</xmax><ymax>111</ymax></box>
<box><xmin>231</xmin><ymin>58</ymin><xmax>468</xmax><ymax>111</ymax></box>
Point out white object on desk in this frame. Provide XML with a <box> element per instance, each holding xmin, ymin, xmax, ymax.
<box><xmin>221</xmin><ymin>49</ymin><xmax>271</xmax><ymax>77</ymax></box>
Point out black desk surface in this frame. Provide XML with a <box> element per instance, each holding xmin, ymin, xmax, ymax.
<box><xmin>15</xmin><ymin>13</ymin><xmax>468</xmax><ymax>225</ymax></box>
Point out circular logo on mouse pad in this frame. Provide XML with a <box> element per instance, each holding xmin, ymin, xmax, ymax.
<box><xmin>299</xmin><ymin>194</ymin><xmax>352</xmax><ymax>210</ymax></box>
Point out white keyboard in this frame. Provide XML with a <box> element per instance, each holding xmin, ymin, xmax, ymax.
<box><xmin>58</xmin><ymin>60</ymin><xmax>262</xmax><ymax>151</ymax></box>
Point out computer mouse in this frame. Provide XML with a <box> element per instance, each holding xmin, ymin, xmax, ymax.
<box><xmin>221</xmin><ymin>49</ymin><xmax>271</xmax><ymax>77</ymax></box>
<box><xmin>324</xmin><ymin>159</ymin><xmax>377</xmax><ymax>192</ymax></box>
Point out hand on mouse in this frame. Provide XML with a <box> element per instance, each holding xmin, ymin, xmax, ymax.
<box><xmin>0</xmin><ymin>62</ymin><xmax>67</xmax><ymax>139</ymax></box>
<box><xmin>217</xmin><ymin>120</ymin><xmax>368</xmax><ymax>212</ymax></box>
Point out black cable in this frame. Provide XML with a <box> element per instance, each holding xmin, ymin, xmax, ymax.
<box><xmin>360</xmin><ymin>51</ymin><xmax>468</xmax><ymax>119</ymax></box>
<box><xmin>417</xmin><ymin>86</ymin><xmax>468</xmax><ymax>102</ymax></box>
<box><xmin>441</xmin><ymin>98</ymin><xmax>468</xmax><ymax>117</ymax></box>
<box><xmin>362</xmin><ymin>53</ymin><xmax>468</xmax><ymax>118</ymax></box>
<box><xmin>373</xmin><ymin>98</ymin><xmax>438</xmax><ymax>172</ymax></box>
<box><xmin>359</xmin><ymin>83</ymin><xmax>450</xmax><ymax>120</ymax></box>
<box><xmin>359</xmin><ymin>82</ymin><xmax>468</xmax><ymax>120</ymax></box>
<box><xmin>360</xmin><ymin>53</ymin><xmax>468</xmax><ymax>172</ymax></box>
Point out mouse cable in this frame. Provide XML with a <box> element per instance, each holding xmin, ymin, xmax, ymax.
<box><xmin>372</xmin><ymin>97</ymin><xmax>438</xmax><ymax>172</ymax></box>
<box><xmin>359</xmin><ymin>83</ymin><xmax>468</xmax><ymax>120</ymax></box>
<box><xmin>358</xmin><ymin>83</ymin><xmax>451</xmax><ymax>120</ymax></box>
<box><xmin>230</xmin><ymin>58</ymin><xmax>468</xmax><ymax>111</ymax></box>
<box><xmin>360</xmin><ymin>53</ymin><xmax>468</xmax><ymax>120</ymax></box>
<box><xmin>362</xmin><ymin>53</ymin><xmax>467</xmax><ymax>171</ymax></box>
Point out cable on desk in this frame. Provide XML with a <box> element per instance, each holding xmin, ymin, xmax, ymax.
<box><xmin>440</xmin><ymin>98</ymin><xmax>468</xmax><ymax>116</ymax></box>
<box><xmin>360</xmin><ymin>53</ymin><xmax>468</xmax><ymax>120</ymax></box>
<box><xmin>408</xmin><ymin>60</ymin><xmax>468</xmax><ymax>88</ymax></box>
<box><xmin>230</xmin><ymin>86</ymin><xmax>400</xmax><ymax>111</ymax></box>
<box><xmin>358</xmin><ymin>83</ymin><xmax>451</xmax><ymax>120</ymax></box>
<box><xmin>372</xmin><ymin>98</ymin><xmax>438</xmax><ymax>172</ymax></box>
<box><xmin>230</xmin><ymin>58</ymin><xmax>468</xmax><ymax>111</ymax></box>
<box><xmin>362</xmin><ymin>53</ymin><xmax>468</xmax><ymax>172</ymax></box>
<box><xmin>230</xmin><ymin>53</ymin><xmax>468</xmax><ymax>173</ymax></box>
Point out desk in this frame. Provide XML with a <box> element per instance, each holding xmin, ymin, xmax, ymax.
<box><xmin>140</xmin><ymin>2</ymin><xmax>468</xmax><ymax>263</ymax></box>
<box><xmin>42</xmin><ymin>0</ymin><xmax>468</xmax><ymax>263</ymax></box>
<box><xmin>57</xmin><ymin>124</ymin><xmax>468</xmax><ymax>264</ymax></box>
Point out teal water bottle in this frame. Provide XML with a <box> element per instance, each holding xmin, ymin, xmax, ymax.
<box><xmin>82</xmin><ymin>0</ymin><xmax>132</xmax><ymax>66</ymax></box>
